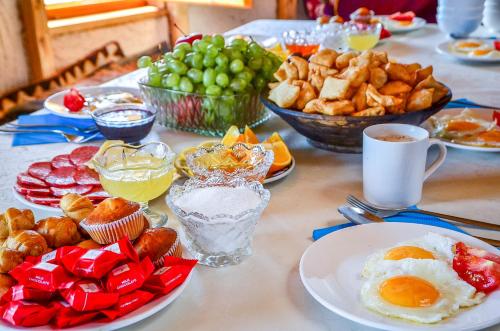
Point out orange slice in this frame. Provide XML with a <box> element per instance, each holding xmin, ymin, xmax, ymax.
<box><xmin>244</xmin><ymin>125</ymin><xmax>259</xmax><ymax>144</ymax></box>
<box><xmin>221</xmin><ymin>125</ymin><xmax>244</xmax><ymax>147</ymax></box>
<box><xmin>267</xmin><ymin>140</ymin><xmax>292</xmax><ymax>175</ymax></box>
<box><xmin>264</xmin><ymin>132</ymin><xmax>285</xmax><ymax>144</ymax></box>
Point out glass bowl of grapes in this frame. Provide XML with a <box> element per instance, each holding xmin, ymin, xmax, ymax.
<box><xmin>138</xmin><ymin>34</ymin><xmax>281</xmax><ymax>136</ymax></box>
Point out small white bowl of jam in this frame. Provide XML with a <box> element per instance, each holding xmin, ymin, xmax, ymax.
<box><xmin>91</xmin><ymin>104</ymin><xmax>156</xmax><ymax>143</ymax></box>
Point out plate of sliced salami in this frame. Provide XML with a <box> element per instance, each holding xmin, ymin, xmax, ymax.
<box><xmin>14</xmin><ymin>146</ymin><xmax>110</xmax><ymax>211</ymax></box>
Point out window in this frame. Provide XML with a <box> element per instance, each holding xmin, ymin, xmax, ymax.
<box><xmin>45</xmin><ymin>0</ymin><xmax>148</xmax><ymax>20</ymax></box>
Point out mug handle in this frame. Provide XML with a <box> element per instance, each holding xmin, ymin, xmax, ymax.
<box><xmin>424</xmin><ymin>138</ymin><xmax>447</xmax><ymax>181</ymax></box>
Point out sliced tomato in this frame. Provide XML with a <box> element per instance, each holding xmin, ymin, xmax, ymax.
<box><xmin>389</xmin><ymin>11</ymin><xmax>415</xmax><ymax>21</ymax></box>
<box><xmin>380</xmin><ymin>27</ymin><xmax>392</xmax><ymax>40</ymax></box>
<box><xmin>494</xmin><ymin>41</ymin><xmax>500</xmax><ymax>51</ymax></box>
<box><xmin>453</xmin><ymin>242</ymin><xmax>500</xmax><ymax>293</ymax></box>
<box><xmin>455</xmin><ymin>242</ymin><xmax>500</xmax><ymax>264</ymax></box>
<box><xmin>493</xmin><ymin>111</ymin><xmax>500</xmax><ymax>126</ymax></box>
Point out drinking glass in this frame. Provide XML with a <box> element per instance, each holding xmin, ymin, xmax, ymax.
<box><xmin>345</xmin><ymin>22</ymin><xmax>381</xmax><ymax>51</ymax></box>
<box><xmin>93</xmin><ymin>142</ymin><xmax>176</xmax><ymax>227</ymax></box>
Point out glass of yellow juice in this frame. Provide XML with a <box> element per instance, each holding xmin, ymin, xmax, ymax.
<box><xmin>345</xmin><ymin>22</ymin><xmax>381</xmax><ymax>51</ymax></box>
<box><xmin>93</xmin><ymin>142</ymin><xmax>176</xmax><ymax>227</ymax></box>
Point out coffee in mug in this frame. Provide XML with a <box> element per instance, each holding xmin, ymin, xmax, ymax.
<box><xmin>363</xmin><ymin>124</ymin><xmax>447</xmax><ymax>208</ymax></box>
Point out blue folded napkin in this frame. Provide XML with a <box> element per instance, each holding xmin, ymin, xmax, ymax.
<box><xmin>312</xmin><ymin>207</ymin><xmax>467</xmax><ymax>241</ymax></box>
<box><xmin>12</xmin><ymin>114</ymin><xmax>103</xmax><ymax>147</ymax></box>
<box><xmin>444</xmin><ymin>98</ymin><xmax>482</xmax><ymax>109</ymax></box>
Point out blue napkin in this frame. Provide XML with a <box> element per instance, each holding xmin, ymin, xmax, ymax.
<box><xmin>444</xmin><ymin>98</ymin><xmax>482</xmax><ymax>109</ymax></box>
<box><xmin>12</xmin><ymin>114</ymin><xmax>103</xmax><ymax>147</ymax></box>
<box><xmin>312</xmin><ymin>207</ymin><xmax>467</xmax><ymax>241</ymax></box>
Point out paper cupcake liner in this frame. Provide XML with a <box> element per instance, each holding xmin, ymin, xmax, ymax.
<box><xmin>153</xmin><ymin>231</ymin><xmax>183</xmax><ymax>267</ymax></box>
<box><xmin>81</xmin><ymin>209</ymin><xmax>145</xmax><ymax>244</ymax></box>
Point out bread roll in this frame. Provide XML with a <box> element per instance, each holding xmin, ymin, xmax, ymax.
<box><xmin>0</xmin><ymin>274</ymin><xmax>15</xmax><ymax>297</ymax></box>
<box><xmin>34</xmin><ymin>217</ymin><xmax>81</xmax><ymax>248</ymax></box>
<box><xmin>0</xmin><ymin>214</ymin><xmax>8</xmax><ymax>239</ymax></box>
<box><xmin>4</xmin><ymin>208</ymin><xmax>34</xmax><ymax>233</ymax></box>
<box><xmin>4</xmin><ymin>230</ymin><xmax>48</xmax><ymax>257</ymax></box>
<box><xmin>134</xmin><ymin>228</ymin><xmax>181</xmax><ymax>264</ymax></box>
<box><xmin>60</xmin><ymin>193</ymin><xmax>94</xmax><ymax>223</ymax></box>
<box><xmin>77</xmin><ymin>239</ymin><xmax>102</xmax><ymax>249</ymax></box>
<box><xmin>0</xmin><ymin>247</ymin><xmax>24</xmax><ymax>273</ymax></box>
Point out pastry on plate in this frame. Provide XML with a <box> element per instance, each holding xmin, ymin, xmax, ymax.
<box><xmin>34</xmin><ymin>216</ymin><xmax>81</xmax><ymax>248</ymax></box>
<box><xmin>134</xmin><ymin>228</ymin><xmax>182</xmax><ymax>266</ymax></box>
<box><xmin>3</xmin><ymin>208</ymin><xmax>35</xmax><ymax>234</ymax></box>
<box><xmin>80</xmin><ymin>197</ymin><xmax>145</xmax><ymax>244</ymax></box>
<box><xmin>60</xmin><ymin>193</ymin><xmax>94</xmax><ymax>223</ymax></box>
<box><xmin>0</xmin><ymin>274</ymin><xmax>15</xmax><ymax>296</ymax></box>
<box><xmin>77</xmin><ymin>239</ymin><xmax>102</xmax><ymax>249</ymax></box>
<box><xmin>3</xmin><ymin>230</ymin><xmax>48</xmax><ymax>257</ymax></box>
<box><xmin>0</xmin><ymin>248</ymin><xmax>24</xmax><ymax>273</ymax></box>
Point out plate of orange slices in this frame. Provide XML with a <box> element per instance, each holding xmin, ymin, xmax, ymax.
<box><xmin>174</xmin><ymin>126</ymin><xmax>295</xmax><ymax>184</ymax></box>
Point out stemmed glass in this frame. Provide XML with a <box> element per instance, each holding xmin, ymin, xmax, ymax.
<box><xmin>344</xmin><ymin>22</ymin><xmax>382</xmax><ymax>51</ymax></box>
<box><xmin>93</xmin><ymin>142</ymin><xmax>176</xmax><ymax>227</ymax></box>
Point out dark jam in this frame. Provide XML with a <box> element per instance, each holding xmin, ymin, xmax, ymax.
<box><xmin>92</xmin><ymin>107</ymin><xmax>155</xmax><ymax>143</ymax></box>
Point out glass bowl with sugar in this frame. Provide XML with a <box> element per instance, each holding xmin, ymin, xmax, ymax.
<box><xmin>166</xmin><ymin>176</ymin><xmax>270</xmax><ymax>267</ymax></box>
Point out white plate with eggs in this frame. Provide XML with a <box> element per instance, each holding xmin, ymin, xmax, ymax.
<box><xmin>426</xmin><ymin>108</ymin><xmax>500</xmax><ymax>152</ymax></box>
<box><xmin>299</xmin><ymin>222</ymin><xmax>500</xmax><ymax>331</ymax></box>
<box><xmin>436</xmin><ymin>40</ymin><xmax>500</xmax><ymax>63</ymax></box>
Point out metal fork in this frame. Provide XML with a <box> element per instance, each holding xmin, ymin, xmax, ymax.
<box><xmin>6</xmin><ymin>123</ymin><xmax>98</xmax><ymax>134</ymax></box>
<box><xmin>0</xmin><ymin>128</ymin><xmax>100</xmax><ymax>144</ymax></box>
<box><xmin>346</xmin><ymin>195</ymin><xmax>500</xmax><ymax>231</ymax></box>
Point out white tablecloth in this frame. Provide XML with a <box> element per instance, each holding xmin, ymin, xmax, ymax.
<box><xmin>0</xmin><ymin>20</ymin><xmax>499</xmax><ymax>331</ymax></box>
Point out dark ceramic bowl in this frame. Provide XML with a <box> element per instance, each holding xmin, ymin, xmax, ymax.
<box><xmin>261</xmin><ymin>86</ymin><xmax>452</xmax><ymax>153</ymax></box>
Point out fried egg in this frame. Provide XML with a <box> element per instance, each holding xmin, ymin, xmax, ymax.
<box><xmin>361</xmin><ymin>259</ymin><xmax>485</xmax><ymax>323</ymax></box>
<box><xmin>452</xmin><ymin>40</ymin><xmax>483</xmax><ymax>53</ymax></box>
<box><xmin>362</xmin><ymin>232</ymin><xmax>455</xmax><ymax>278</ymax></box>
<box><xmin>468</xmin><ymin>46</ymin><xmax>500</xmax><ymax>59</ymax></box>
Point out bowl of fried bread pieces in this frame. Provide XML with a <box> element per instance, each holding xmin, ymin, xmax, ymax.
<box><xmin>261</xmin><ymin>49</ymin><xmax>452</xmax><ymax>153</ymax></box>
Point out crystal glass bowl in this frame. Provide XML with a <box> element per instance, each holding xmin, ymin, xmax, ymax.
<box><xmin>185</xmin><ymin>143</ymin><xmax>274</xmax><ymax>182</ymax></box>
<box><xmin>138</xmin><ymin>79</ymin><xmax>269</xmax><ymax>136</ymax></box>
<box><xmin>166</xmin><ymin>176</ymin><xmax>271</xmax><ymax>267</ymax></box>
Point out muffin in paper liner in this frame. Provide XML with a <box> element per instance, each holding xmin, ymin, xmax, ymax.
<box><xmin>152</xmin><ymin>232</ymin><xmax>183</xmax><ymax>267</ymax></box>
<box><xmin>80</xmin><ymin>209</ymin><xmax>145</xmax><ymax>244</ymax></box>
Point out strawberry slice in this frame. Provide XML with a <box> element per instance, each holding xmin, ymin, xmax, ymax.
<box><xmin>14</xmin><ymin>184</ymin><xmax>51</xmax><ymax>197</ymax></box>
<box><xmin>453</xmin><ymin>242</ymin><xmax>500</xmax><ymax>293</ymax></box>
<box><xmin>51</xmin><ymin>154</ymin><xmax>74</xmax><ymax>169</ymax></box>
<box><xmin>50</xmin><ymin>185</ymin><xmax>93</xmax><ymax>197</ymax></box>
<box><xmin>380</xmin><ymin>27</ymin><xmax>392</xmax><ymax>40</ymax></box>
<box><xmin>45</xmin><ymin>167</ymin><xmax>76</xmax><ymax>187</ymax></box>
<box><xmin>17</xmin><ymin>173</ymin><xmax>47</xmax><ymax>188</ymax></box>
<box><xmin>28</xmin><ymin>162</ymin><xmax>52</xmax><ymax>180</ymax></box>
<box><xmin>25</xmin><ymin>195</ymin><xmax>60</xmax><ymax>206</ymax></box>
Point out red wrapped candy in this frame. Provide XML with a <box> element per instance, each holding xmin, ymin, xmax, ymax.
<box><xmin>1</xmin><ymin>300</ymin><xmax>57</xmax><ymax>327</ymax></box>
<box><xmin>26</xmin><ymin>246</ymin><xmax>80</xmax><ymax>265</ymax></box>
<box><xmin>143</xmin><ymin>257</ymin><xmax>197</xmax><ymax>295</ymax></box>
<box><xmin>1</xmin><ymin>285</ymin><xmax>53</xmax><ymax>303</ymax></box>
<box><xmin>102</xmin><ymin>290</ymin><xmax>154</xmax><ymax>321</ymax></box>
<box><xmin>10</xmin><ymin>261</ymin><xmax>75</xmax><ymax>291</ymax></box>
<box><xmin>61</xmin><ymin>280</ymin><xmax>119</xmax><ymax>311</ymax></box>
<box><xmin>52</xmin><ymin>300</ymin><xmax>101</xmax><ymax>328</ymax></box>
<box><xmin>62</xmin><ymin>237</ymin><xmax>138</xmax><ymax>279</ymax></box>
<box><xmin>106</xmin><ymin>257</ymin><xmax>154</xmax><ymax>295</ymax></box>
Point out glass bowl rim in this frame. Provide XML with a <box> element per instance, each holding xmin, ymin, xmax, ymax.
<box><xmin>166</xmin><ymin>176</ymin><xmax>271</xmax><ymax>225</ymax></box>
<box><xmin>138</xmin><ymin>77</ymin><xmax>260</xmax><ymax>99</ymax></box>
<box><xmin>90</xmin><ymin>103</ymin><xmax>156</xmax><ymax>125</ymax></box>
<box><xmin>93</xmin><ymin>141</ymin><xmax>176</xmax><ymax>174</ymax></box>
<box><xmin>185</xmin><ymin>143</ymin><xmax>274</xmax><ymax>180</ymax></box>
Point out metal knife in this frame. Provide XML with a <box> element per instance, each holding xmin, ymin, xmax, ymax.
<box><xmin>339</xmin><ymin>205</ymin><xmax>500</xmax><ymax>247</ymax></box>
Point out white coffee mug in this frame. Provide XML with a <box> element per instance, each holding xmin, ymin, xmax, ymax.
<box><xmin>363</xmin><ymin>124</ymin><xmax>447</xmax><ymax>208</ymax></box>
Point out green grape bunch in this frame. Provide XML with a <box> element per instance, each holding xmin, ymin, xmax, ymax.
<box><xmin>138</xmin><ymin>35</ymin><xmax>282</xmax><ymax>96</ymax></box>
